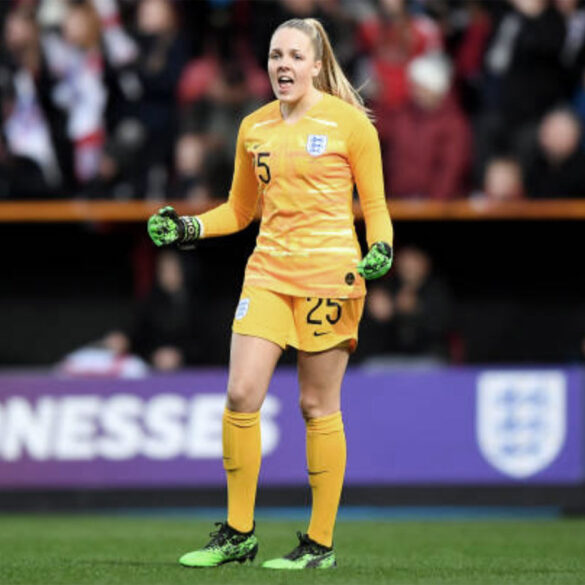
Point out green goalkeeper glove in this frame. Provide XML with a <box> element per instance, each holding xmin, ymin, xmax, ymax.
<box><xmin>147</xmin><ymin>206</ymin><xmax>201</xmax><ymax>247</ymax></box>
<box><xmin>357</xmin><ymin>242</ymin><xmax>393</xmax><ymax>280</ymax></box>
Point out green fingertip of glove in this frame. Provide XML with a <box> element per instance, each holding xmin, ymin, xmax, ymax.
<box><xmin>147</xmin><ymin>210</ymin><xmax>179</xmax><ymax>247</ymax></box>
<box><xmin>147</xmin><ymin>206</ymin><xmax>200</xmax><ymax>247</ymax></box>
<box><xmin>357</xmin><ymin>242</ymin><xmax>393</xmax><ymax>280</ymax></box>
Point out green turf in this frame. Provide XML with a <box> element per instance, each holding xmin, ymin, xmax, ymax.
<box><xmin>0</xmin><ymin>514</ymin><xmax>584</xmax><ymax>584</ymax></box>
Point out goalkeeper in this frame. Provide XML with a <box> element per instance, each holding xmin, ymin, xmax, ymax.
<box><xmin>148</xmin><ymin>16</ymin><xmax>393</xmax><ymax>571</ymax></box>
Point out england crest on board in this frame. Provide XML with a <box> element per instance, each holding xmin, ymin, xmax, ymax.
<box><xmin>476</xmin><ymin>371</ymin><xmax>566</xmax><ymax>479</ymax></box>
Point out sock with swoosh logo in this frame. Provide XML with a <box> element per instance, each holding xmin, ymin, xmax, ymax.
<box><xmin>305</xmin><ymin>411</ymin><xmax>346</xmax><ymax>548</ymax></box>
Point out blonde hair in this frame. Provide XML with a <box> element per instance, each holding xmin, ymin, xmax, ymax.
<box><xmin>274</xmin><ymin>18</ymin><xmax>371</xmax><ymax>118</ymax></box>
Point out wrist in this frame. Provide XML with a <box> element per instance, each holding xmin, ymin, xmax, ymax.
<box><xmin>180</xmin><ymin>216</ymin><xmax>201</xmax><ymax>242</ymax></box>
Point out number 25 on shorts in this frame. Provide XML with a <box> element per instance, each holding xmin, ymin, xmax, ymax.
<box><xmin>306</xmin><ymin>298</ymin><xmax>342</xmax><ymax>326</ymax></box>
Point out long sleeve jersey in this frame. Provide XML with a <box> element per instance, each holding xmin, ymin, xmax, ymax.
<box><xmin>196</xmin><ymin>92</ymin><xmax>393</xmax><ymax>299</ymax></box>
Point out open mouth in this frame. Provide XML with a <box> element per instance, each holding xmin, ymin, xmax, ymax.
<box><xmin>277</xmin><ymin>75</ymin><xmax>294</xmax><ymax>91</ymax></box>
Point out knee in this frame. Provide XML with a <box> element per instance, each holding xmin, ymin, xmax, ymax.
<box><xmin>299</xmin><ymin>393</ymin><xmax>325</xmax><ymax>421</ymax></box>
<box><xmin>226</xmin><ymin>379</ymin><xmax>261</xmax><ymax>413</ymax></box>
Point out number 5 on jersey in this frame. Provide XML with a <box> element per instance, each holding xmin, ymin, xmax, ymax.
<box><xmin>255</xmin><ymin>152</ymin><xmax>271</xmax><ymax>184</ymax></box>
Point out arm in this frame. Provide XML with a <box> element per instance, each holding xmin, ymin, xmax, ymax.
<box><xmin>348</xmin><ymin>115</ymin><xmax>394</xmax><ymax>248</ymax></box>
<box><xmin>348</xmin><ymin>114</ymin><xmax>394</xmax><ymax>279</ymax></box>
<box><xmin>147</xmin><ymin>117</ymin><xmax>260</xmax><ymax>246</ymax></box>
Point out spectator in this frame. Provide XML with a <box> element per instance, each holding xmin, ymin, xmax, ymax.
<box><xmin>43</xmin><ymin>1</ymin><xmax>107</xmax><ymax>185</ymax></box>
<box><xmin>132</xmin><ymin>249</ymin><xmax>205</xmax><ymax>370</ymax></box>
<box><xmin>449</xmin><ymin>0</ymin><xmax>493</xmax><ymax>115</ymax></box>
<box><xmin>573</xmin><ymin>68</ymin><xmax>585</xmax><ymax>129</ymax></box>
<box><xmin>177</xmin><ymin>48</ymin><xmax>268</xmax><ymax>160</ymax></box>
<box><xmin>1</xmin><ymin>8</ymin><xmax>62</xmax><ymax>192</ymax></box>
<box><xmin>524</xmin><ymin>107</ymin><xmax>585</xmax><ymax>198</ymax></box>
<box><xmin>168</xmin><ymin>132</ymin><xmax>211</xmax><ymax>204</ymax></box>
<box><xmin>554</xmin><ymin>0</ymin><xmax>585</xmax><ymax>93</ymax></box>
<box><xmin>380</xmin><ymin>52</ymin><xmax>471</xmax><ymax>199</ymax></box>
<box><xmin>132</xmin><ymin>0</ymin><xmax>189</xmax><ymax>197</ymax></box>
<box><xmin>176</xmin><ymin>25</ymin><xmax>269</xmax><ymax>198</ymax></box>
<box><xmin>81</xmin><ymin>118</ymin><xmax>146</xmax><ymax>200</ymax></box>
<box><xmin>91</xmin><ymin>0</ymin><xmax>143</xmax><ymax>135</ymax></box>
<box><xmin>57</xmin><ymin>330</ymin><xmax>149</xmax><ymax>378</ymax></box>
<box><xmin>0</xmin><ymin>133</ymin><xmax>49</xmax><ymax>199</ymax></box>
<box><xmin>488</xmin><ymin>0</ymin><xmax>566</xmax><ymax>124</ymax></box>
<box><xmin>480</xmin><ymin>156</ymin><xmax>525</xmax><ymax>201</ymax></box>
<box><xmin>91</xmin><ymin>0</ymin><xmax>138</xmax><ymax>69</ymax></box>
<box><xmin>355</xmin><ymin>0</ymin><xmax>443</xmax><ymax>113</ymax></box>
<box><xmin>249</xmin><ymin>0</ymin><xmax>346</xmax><ymax>71</ymax></box>
<box><xmin>477</xmin><ymin>0</ymin><xmax>567</xmax><ymax>175</ymax></box>
<box><xmin>357</xmin><ymin>245</ymin><xmax>453</xmax><ymax>364</ymax></box>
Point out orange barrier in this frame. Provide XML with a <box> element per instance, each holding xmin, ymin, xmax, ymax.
<box><xmin>1</xmin><ymin>199</ymin><xmax>584</xmax><ymax>222</ymax></box>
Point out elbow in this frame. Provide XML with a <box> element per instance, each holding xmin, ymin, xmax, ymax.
<box><xmin>239</xmin><ymin>211</ymin><xmax>258</xmax><ymax>230</ymax></box>
<box><xmin>229</xmin><ymin>200</ymin><xmax>257</xmax><ymax>231</ymax></box>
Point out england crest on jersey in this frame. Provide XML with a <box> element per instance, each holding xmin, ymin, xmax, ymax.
<box><xmin>476</xmin><ymin>371</ymin><xmax>566</xmax><ymax>479</ymax></box>
<box><xmin>306</xmin><ymin>134</ymin><xmax>328</xmax><ymax>156</ymax></box>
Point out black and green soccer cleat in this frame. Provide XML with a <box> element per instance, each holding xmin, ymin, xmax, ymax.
<box><xmin>262</xmin><ymin>532</ymin><xmax>337</xmax><ymax>570</ymax></box>
<box><xmin>179</xmin><ymin>522</ymin><xmax>258</xmax><ymax>568</ymax></box>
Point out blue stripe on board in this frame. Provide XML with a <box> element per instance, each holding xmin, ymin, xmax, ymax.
<box><xmin>114</xmin><ymin>505</ymin><xmax>561</xmax><ymax>521</ymax></box>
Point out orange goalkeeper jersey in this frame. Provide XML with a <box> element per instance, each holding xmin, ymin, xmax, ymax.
<box><xmin>197</xmin><ymin>92</ymin><xmax>393</xmax><ymax>299</ymax></box>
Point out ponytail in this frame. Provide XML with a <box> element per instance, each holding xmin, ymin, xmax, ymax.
<box><xmin>275</xmin><ymin>18</ymin><xmax>372</xmax><ymax>119</ymax></box>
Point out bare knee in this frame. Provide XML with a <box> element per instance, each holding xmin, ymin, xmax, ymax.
<box><xmin>299</xmin><ymin>392</ymin><xmax>330</xmax><ymax>421</ymax></box>
<box><xmin>226</xmin><ymin>379</ymin><xmax>263</xmax><ymax>412</ymax></box>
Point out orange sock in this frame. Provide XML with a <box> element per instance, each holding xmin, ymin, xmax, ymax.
<box><xmin>306</xmin><ymin>411</ymin><xmax>346</xmax><ymax>548</ymax></box>
<box><xmin>222</xmin><ymin>408</ymin><xmax>261</xmax><ymax>533</ymax></box>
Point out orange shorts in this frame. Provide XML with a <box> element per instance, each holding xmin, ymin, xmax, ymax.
<box><xmin>232</xmin><ymin>285</ymin><xmax>365</xmax><ymax>352</ymax></box>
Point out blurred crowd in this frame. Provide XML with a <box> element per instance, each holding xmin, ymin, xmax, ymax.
<box><xmin>2</xmin><ymin>0</ymin><xmax>585</xmax><ymax>203</ymax></box>
<box><xmin>3</xmin><ymin>0</ymin><xmax>585</xmax><ymax>372</ymax></box>
<box><xmin>56</xmin><ymin>243</ymin><xmax>455</xmax><ymax>375</ymax></box>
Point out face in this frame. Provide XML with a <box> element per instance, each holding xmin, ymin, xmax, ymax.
<box><xmin>138</xmin><ymin>0</ymin><xmax>175</xmax><ymax>35</ymax></box>
<box><xmin>510</xmin><ymin>0</ymin><xmax>547</xmax><ymax>17</ymax></box>
<box><xmin>175</xmin><ymin>134</ymin><xmax>205</xmax><ymax>175</ymax></box>
<box><xmin>156</xmin><ymin>251</ymin><xmax>183</xmax><ymax>293</ymax></box>
<box><xmin>367</xmin><ymin>287</ymin><xmax>394</xmax><ymax>321</ymax></box>
<box><xmin>410</xmin><ymin>81</ymin><xmax>443</xmax><ymax>110</ymax></box>
<box><xmin>381</xmin><ymin>0</ymin><xmax>405</xmax><ymax>16</ymax></box>
<box><xmin>102</xmin><ymin>331</ymin><xmax>130</xmax><ymax>354</ymax></box>
<box><xmin>539</xmin><ymin>112</ymin><xmax>581</xmax><ymax>161</ymax></box>
<box><xmin>64</xmin><ymin>7</ymin><xmax>99</xmax><ymax>49</ymax></box>
<box><xmin>484</xmin><ymin>160</ymin><xmax>523</xmax><ymax>200</ymax></box>
<box><xmin>268</xmin><ymin>27</ymin><xmax>321</xmax><ymax>105</ymax></box>
<box><xmin>396</xmin><ymin>248</ymin><xmax>430</xmax><ymax>287</ymax></box>
<box><xmin>5</xmin><ymin>13</ymin><xmax>36</xmax><ymax>52</ymax></box>
<box><xmin>554</xmin><ymin>0</ymin><xmax>578</xmax><ymax>15</ymax></box>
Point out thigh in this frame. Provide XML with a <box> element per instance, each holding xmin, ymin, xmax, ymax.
<box><xmin>297</xmin><ymin>346</ymin><xmax>350</xmax><ymax>419</ymax></box>
<box><xmin>227</xmin><ymin>332</ymin><xmax>283</xmax><ymax>412</ymax></box>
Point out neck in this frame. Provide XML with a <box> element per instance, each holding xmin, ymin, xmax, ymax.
<box><xmin>280</xmin><ymin>87</ymin><xmax>322</xmax><ymax>123</ymax></box>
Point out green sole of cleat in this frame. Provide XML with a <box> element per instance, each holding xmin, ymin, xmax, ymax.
<box><xmin>179</xmin><ymin>544</ymin><xmax>258</xmax><ymax>568</ymax></box>
<box><xmin>261</xmin><ymin>553</ymin><xmax>336</xmax><ymax>570</ymax></box>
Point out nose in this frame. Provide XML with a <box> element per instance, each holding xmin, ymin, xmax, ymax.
<box><xmin>277</xmin><ymin>55</ymin><xmax>294</xmax><ymax>70</ymax></box>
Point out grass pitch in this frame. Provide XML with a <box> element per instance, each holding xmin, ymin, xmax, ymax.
<box><xmin>0</xmin><ymin>514</ymin><xmax>584</xmax><ymax>585</ymax></box>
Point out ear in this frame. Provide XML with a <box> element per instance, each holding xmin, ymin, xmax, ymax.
<box><xmin>312</xmin><ymin>60</ymin><xmax>322</xmax><ymax>79</ymax></box>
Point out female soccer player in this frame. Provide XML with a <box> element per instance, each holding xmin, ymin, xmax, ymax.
<box><xmin>147</xmin><ymin>18</ymin><xmax>393</xmax><ymax>570</ymax></box>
